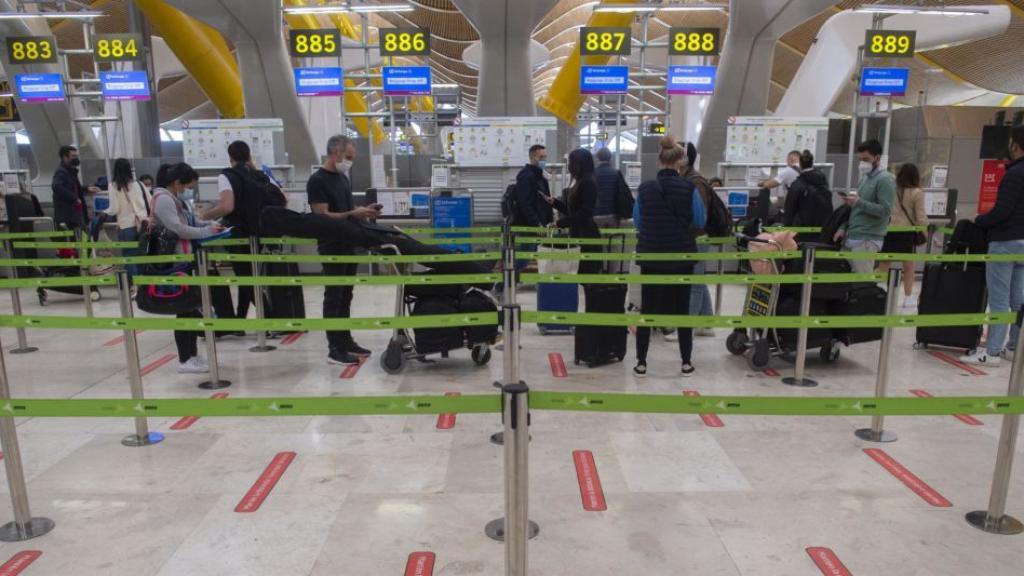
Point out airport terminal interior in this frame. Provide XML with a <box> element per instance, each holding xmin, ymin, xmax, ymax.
<box><xmin>0</xmin><ymin>0</ymin><xmax>1022</xmax><ymax>574</ymax></box>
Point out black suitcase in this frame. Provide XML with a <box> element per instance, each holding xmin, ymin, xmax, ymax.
<box><xmin>574</xmin><ymin>284</ymin><xmax>627</xmax><ymax>367</ymax></box>
<box><xmin>774</xmin><ymin>293</ymin><xmax>832</xmax><ymax>351</ymax></box>
<box><xmin>412</xmin><ymin>295</ymin><xmax>465</xmax><ymax>355</ymax></box>
<box><xmin>262</xmin><ymin>260</ymin><xmax>306</xmax><ymax>323</ymax></box>
<box><xmin>458</xmin><ymin>288</ymin><xmax>499</xmax><ymax>345</ymax></box>
<box><xmin>829</xmin><ymin>284</ymin><xmax>886</xmax><ymax>345</ymax></box>
<box><xmin>916</xmin><ymin>262</ymin><xmax>986</xmax><ymax>352</ymax></box>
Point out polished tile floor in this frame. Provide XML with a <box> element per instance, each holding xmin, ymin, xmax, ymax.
<box><xmin>0</xmin><ymin>282</ymin><xmax>1021</xmax><ymax>575</ymax></box>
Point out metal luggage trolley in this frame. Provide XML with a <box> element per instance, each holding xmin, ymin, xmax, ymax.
<box><xmin>376</xmin><ymin>244</ymin><xmax>494</xmax><ymax>374</ymax></box>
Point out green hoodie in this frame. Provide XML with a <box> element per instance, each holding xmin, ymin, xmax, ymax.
<box><xmin>844</xmin><ymin>167</ymin><xmax>896</xmax><ymax>240</ymax></box>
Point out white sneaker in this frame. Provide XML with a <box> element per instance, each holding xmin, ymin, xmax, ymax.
<box><xmin>695</xmin><ymin>328</ymin><xmax>716</xmax><ymax>338</ymax></box>
<box><xmin>177</xmin><ymin>356</ymin><xmax>209</xmax><ymax>374</ymax></box>
<box><xmin>1001</xmin><ymin>349</ymin><xmax>1015</xmax><ymax>361</ymax></box>
<box><xmin>959</xmin><ymin>349</ymin><xmax>1000</xmax><ymax>367</ymax></box>
<box><xmin>663</xmin><ymin>330</ymin><xmax>679</xmax><ymax>342</ymax></box>
<box><xmin>902</xmin><ymin>294</ymin><xmax>918</xmax><ymax>309</ymax></box>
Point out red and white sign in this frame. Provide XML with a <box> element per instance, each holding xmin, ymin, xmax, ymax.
<box><xmin>0</xmin><ymin>551</ymin><xmax>42</xmax><ymax>576</ymax></box>
<box><xmin>170</xmin><ymin>392</ymin><xmax>229</xmax><ymax>431</ymax></box>
<box><xmin>682</xmin><ymin>391</ymin><xmax>724</xmax><ymax>427</ymax></box>
<box><xmin>436</xmin><ymin>392</ymin><xmax>460</xmax><ymax>430</ymax></box>
<box><xmin>805</xmin><ymin>547</ymin><xmax>852</xmax><ymax>576</ymax></box>
<box><xmin>977</xmin><ymin>159</ymin><xmax>1008</xmax><ymax>215</ymax></box>
<box><xmin>235</xmin><ymin>452</ymin><xmax>296</xmax><ymax>513</ymax></box>
<box><xmin>573</xmin><ymin>450</ymin><xmax>607</xmax><ymax>511</ymax></box>
<box><xmin>910</xmin><ymin>389</ymin><xmax>983</xmax><ymax>426</ymax></box>
<box><xmin>549</xmin><ymin>353</ymin><xmax>567</xmax><ymax>378</ymax></box>
<box><xmin>863</xmin><ymin>448</ymin><xmax>951</xmax><ymax>507</ymax></box>
<box><xmin>403</xmin><ymin>552</ymin><xmax>435</xmax><ymax>576</ymax></box>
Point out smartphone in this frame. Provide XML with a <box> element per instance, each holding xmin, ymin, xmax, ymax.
<box><xmin>837</xmin><ymin>190</ymin><xmax>850</xmax><ymax>198</ymax></box>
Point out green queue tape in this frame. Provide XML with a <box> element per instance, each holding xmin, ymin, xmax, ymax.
<box><xmin>0</xmin><ymin>230</ymin><xmax>75</xmax><ymax>240</ymax></box>
<box><xmin>0</xmin><ymin>254</ymin><xmax>193</xmax><ymax>268</ymax></box>
<box><xmin>517</xmin><ymin>236</ymin><xmax>635</xmax><ymax>246</ymax></box>
<box><xmin>815</xmin><ymin>251</ymin><xmax>1024</xmax><ymax>263</ymax></box>
<box><xmin>760</xmin><ymin>225</ymin><xmax>928</xmax><ymax>234</ymax></box>
<box><xmin>201</xmin><ymin>238</ymin><xmax>251</xmax><ymax>247</ymax></box>
<box><xmin>522</xmin><ymin>310</ymin><xmax>1016</xmax><ymax>329</ymax></box>
<box><xmin>133</xmin><ymin>273</ymin><xmax>501</xmax><ymax>287</ymax></box>
<box><xmin>936</xmin><ymin>226</ymin><xmax>955</xmax><ymax>235</ymax></box>
<box><xmin>521</xmin><ymin>272</ymin><xmax>884</xmax><ymax>286</ymax></box>
<box><xmin>208</xmin><ymin>251</ymin><xmax>500</xmax><ymax>265</ymax></box>
<box><xmin>521</xmin><ymin>250</ymin><xmax>802</xmax><ymax>261</ymax></box>
<box><xmin>0</xmin><ymin>276</ymin><xmax>117</xmax><ymax>289</ymax></box>
<box><xmin>419</xmin><ymin>237</ymin><xmax>502</xmax><ymax>246</ymax></box>
<box><xmin>12</xmin><ymin>240</ymin><xmax>138</xmax><ymax>250</ymax></box>
<box><xmin>403</xmin><ymin>226</ymin><xmax>504</xmax><ymax>235</ymax></box>
<box><xmin>0</xmin><ymin>312</ymin><xmax>499</xmax><ymax>332</ymax></box>
<box><xmin>258</xmin><ymin>237</ymin><xmax>318</xmax><ymax>246</ymax></box>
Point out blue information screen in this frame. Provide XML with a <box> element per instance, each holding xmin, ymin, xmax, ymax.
<box><xmin>14</xmin><ymin>73</ymin><xmax>65</xmax><ymax>103</ymax></box>
<box><xmin>294</xmin><ymin>67</ymin><xmax>343</xmax><ymax>97</ymax></box>
<box><xmin>580</xmin><ymin>65</ymin><xmax>628</xmax><ymax>95</ymax></box>
<box><xmin>383</xmin><ymin>66</ymin><xmax>432</xmax><ymax>96</ymax></box>
<box><xmin>727</xmin><ymin>190</ymin><xmax>749</xmax><ymax>218</ymax></box>
<box><xmin>100</xmin><ymin>71</ymin><xmax>151</xmax><ymax>101</ymax></box>
<box><xmin>431</xmin><ymin>195</ymin><xmax>473</xmax><ymax>254</ymax></box>
<box><xmin>667</xmin><ymin>65</ymin><xmax>717</xmax><ymax>95</ymax></box>
<box><xmin>859</xmin><ymin>67</ymin><xmax>909</xmax><ymax>97</ymax></box>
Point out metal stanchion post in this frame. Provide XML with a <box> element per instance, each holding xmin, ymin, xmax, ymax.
<box><xmin>3</xmin><ymin>240</ymin><xmax>36</xmax><ymax>354</ymax></box>
<box><xmin>75</xmin><ymin>228</ymin><xmax>95</xmax><ymax>318</ymax></box>
<box><xmin>855</xmin><ymin>268</ymin><xmax>901</xmax><ymax>443</ymax></box>
<box><xmin>196</xmin><ymin>247</ymin><xmax>230</xmax><ymax>390</ymax></box>
<box><xmin>714</xmin><ymin>243</ymin><xmax>724</xmax><ymax>315</ymax></box>
<box><xmin>492</xmin><ymin>225</ymin><xmax>517</xmax><ymax>445</ymax></box>
<box><xmin>782</xmin><ymin>245</ymin><xmax>818</xmax><ymax>387</ymax></box>
<box><xmin>967</xmin><ymin>310</ymin><xmax>1024</xmax><ymax>535</ymax></box>
<box><xmin>117</xmin><ymin>269</ymin><xmax>164</xmax><ymax>447</ymax></box>
<box><xmin>247</xmin><ymin>236</ymin><xmax>275</xmax><ymax>353</ymax></box>
<box><xmin>0</xmin><ymin>338</ymin><xmax>54</xmax><ymax>541</ymax></box>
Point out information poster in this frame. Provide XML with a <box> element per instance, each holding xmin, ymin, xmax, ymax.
<box><xmin>580</xmin><ymin>66</ymin><xmax>628</xmax><ymax>95</ymax></box>
<box><xmin>431</xmin><ymin>195</ymin><xmax>472</xmax><ymax>253</ymax></box>
<box><xmin>382</xmin><ymin>66</ymin><xmax>432</xmax><ymax>96</ymax></box>
<box><xmin>452</xmin><ymin>117</ymin><xmax>556</xmax><ymax>167</ymax></box>
<box><xmin>100</xmin><ymin>70</ymin><xmax>150</xmax><ymax>101</ymax></box>
<box><xmin>977</xmin><ymin>159</ymin><xmax>1008</xmax><ymax>214</ymax></box>
<box><xmin>14</xmin><ymin>73</ymin><xmax>65</xmax><ymax>103</ymax></box>
<box><xmin>377</xmin><ymin>190</ymin><xmax>429</xmax><ymax>218</ymax></box>
<box><xmin>182</xmin><ymin>118</ymin><xmax>284</xmax><ymax>169</ymax></box>
<box><xmin>923</xmin><ymin>190</ymin><xmax>949</xmax><ymax>218</ymax></box>
<box><xmin>930</xmin><ymin>165</ymin><xmax>948</xmax><ymax>189</ymax></box>
<box><xmin>859</xmin><ymin>68</ymin><xmax>909</xmax><ymax>97</ymax></box>
<box><xmin>725</xmin><ymin>116</ymin><xmax>829</xmax><ymax>164</ymax></box>
<box><xmin>294</xmin><ymin>67</ymin><xmax>343</xmax><ymax>97</ymax></box>
<box><xmin>667</xmin><ymin>65</ymin><xmax>717</xmax><ymax>95</ymax></box>
<box><xmin>431</xmin><ymin>165</ymin><xmax>450</xmax><ymax>188</ymax></box>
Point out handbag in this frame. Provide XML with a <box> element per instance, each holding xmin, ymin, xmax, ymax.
<box><xmin>134</xmin><ymin>193</ymin><xmax>200</xmax><ymax>315</ymax></box>
<box><xmin>536</xmin><ymin>230</ymin><xmax>580</xmax><ymax>275</ymax></box>
<box><xmin>897</xmin><ymin>189</ymin><xmax>926</xmax><ymax>247</ymax></box>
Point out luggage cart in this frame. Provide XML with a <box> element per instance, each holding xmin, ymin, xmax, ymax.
<box><xmin>16</xmin><ymin>217</ymin><xmax>104</xmax><ymax>306</ymax></box>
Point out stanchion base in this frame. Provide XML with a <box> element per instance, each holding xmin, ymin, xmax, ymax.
<box><xmin>198</xmin><ymin>379</ymin><xmax>231</xmax><ymax>390</ymax></box>
<box><xmin>0</xmin><ymin>517</ymin><xmax>54</xmax><ymax>542</ymax></box>
<box><xmin>781</xmin><ymin>376</ymin><xmax>818</xmax><ymax>388</ymax></box>
<box><xmin>8</xmin><ymin>347</ymin><xmax>38</xmax><ymax>355</ymax></box>
<box><xmin>248</xmin><ymin>345</ymin><xmax>277</xmax><ymax>353</ymax></box>
<box><xmin>966</xmin><ymin>511</ymin><xmax>1024</xmax><ymax>535</ymax></box>
<box><xmin>484</xmin><ymin>518</ymin><xmax>540</xmax><ymax>542</ymax></box>
<box><xmin>122</xmin><ymin>431</ymin><xmax>165</xmax><ymax>447</ymax></box>
<box><xmin>854</xmin><ymin>428</ymin><xmax>897</xmax><ymax>443</ymax></box>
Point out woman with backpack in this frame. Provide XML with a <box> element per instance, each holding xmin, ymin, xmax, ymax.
<box><xmin>150</xmin><ymin>163</ymin><xmax>225</xmax><ymax>374</ymax></box>
<box><xmin>104</xmin><ymin>158</ymin><xmax>151</xmax><ymax>279</ymax></box>
<box><xmin>879</xmin><ymin>162</ymin><xmax>926</xmax><ymax>308</ymax></box>
<box><xmin>632</xmin><ymin>136</ymin><xmax>705</xmax><ymax>378</ymax></box>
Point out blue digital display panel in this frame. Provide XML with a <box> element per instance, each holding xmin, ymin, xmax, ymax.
<box><xmin>667</xmin><ymin>65</ymin><xmax>717</xmax><ymax>96</ymax></box>
<box><xmin>859</xmin><ymin>67</ymin><xmax>909</xmax><ymax>97</ymax></box>
<box><xmin>580</xmin><ymin>66</ymin><xmax>629</xmax><ymax>95</ymax></box>
<box><xmin>294</xmin><ymin>67</ymin><xmax>344</xmax><ymax>97</ymax></box>
<box><xmin>100</xmin><ymin>71</ymin><xmax>151</xmax><ymax>101</ymax></box>
<box><xmin>382</xmin><ymin>66</ymin><xmax>432</xmax><ymax>96</ymax></box>
<box><xmin>14</xmin><ymin>73</ymin><xmax>65</xmax><ymax>103</ymax></box>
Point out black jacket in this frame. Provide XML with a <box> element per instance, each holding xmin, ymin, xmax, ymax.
<box><xmin>783</xmin><ymin>168</ymin><xmax>832</xmax><ymax>228</ymax></box>
<box><xmin>636</xmin><ymin>168</ymin><xmax>697</xmax><ymax>272</ymax></box>
<box><xmin>51</xmin><ymin>163</ymin><xmax>87</xmax><ymax>229</ymax></box>
<box><xmin>512</xmin><ymin>164</ymin><xmax>552</xmax><ymax>226</ymax></box>
<box><xmin>976</xmin><ymin>157</ymin><xmax>1024</xmax><ymax>242</ymax></box>
<box><xmin>552</xmin><ymin>177</ymin><xmax>600</xmax><ymax>239</ymax></box>
<box><xmin>594</xmin><ymin>163</ymin><xmax>621</xmax><ymax>217</ymax></box>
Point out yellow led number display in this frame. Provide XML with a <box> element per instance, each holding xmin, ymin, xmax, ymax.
<box><xmin>94</xmin><ymin>34</ymin><xmax>143</xmax><ymax>62</ymax></box>
<box><xmin>379</xmin><ymin>28</ymin><xmax>431</xmax><ymax>57</ymax></box>
<box><xmin>579</xmin><ymin>27</ymin><xmax>631</xmax><ymax>56</ymax></box>
<box><xmin>864</xmin><ymin>30</ymin><xmax>915</xmax><ymax>58</ymax></box>
<box><xmin>288</xmin><ymin>29</ymin><xmax>341</xmax><ymax>58</ymax></box>
<box><xmin>669</xmin><ymin>28</ymin><xmax>720</xmax><ymax>56</ymax></box>
<box><xmin>6</xmin><ymin>36</ymin><xmax>57</xmax><ymax>64</ymax></box>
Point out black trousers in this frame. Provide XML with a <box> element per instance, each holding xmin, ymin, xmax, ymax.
<box><xmin>321</xmin><ymin>241</ymin><xmax>358</xmax><ymax>351</ymax></box>
<box><xmin>635</xmin><ymin>272</ymin><xmax>693</xmax><ymax>364</ymax></box>
<box><xmin>227</xmin><ymin>244</ymin><xmax>255</xmax><ymax>319</ymax></box>
<box><xmin>175</xmin><ymin>309</ymin><xmax>202</xmax><ymax>362</ymax></box>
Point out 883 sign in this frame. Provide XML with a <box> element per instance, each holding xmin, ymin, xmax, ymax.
<box><xmin>6</xmin><ymin>36</ymin><xmax>57</xmax><ymax>64</ymax></box>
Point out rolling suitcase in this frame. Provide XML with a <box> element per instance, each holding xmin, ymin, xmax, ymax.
<box><xmin>574</xmin><ymin>284</ymin><xmax>627</xmax><ymax>367</ymax></box>
<box><xmin>262</xmin><ymin>260</ymin><xmax>306</xmax><ymax>325</ymax></box>
<box><xmin>537</xmin><ymin>282</ymin><xmax>578</xmax><ymax>335</ymax></box>
<box><xmin>915</xmin><ymin>262</ymin><xmax>986</xmax><ymax>352</ymax></box>
<box><xmin>830</xmin><ymin>284</ymin><xmax>886</xmax><ymax>345</ymax></box>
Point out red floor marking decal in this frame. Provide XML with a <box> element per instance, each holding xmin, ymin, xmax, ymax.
<box><xmin>927</xmin><ymin>350</ymin><xmax>987</xmax><ymax>376</ymax></box>
<box><xmin>549</xmin><ymin>353</ymin><xmax>567</xmax><ymax>378</ymax></box>
<box><xmin>235</xmin><ymin>452</ymin><xmax>296</xmax><ymax>513</ymax></box>
<box><xmin>140</xmin><ymin>353</ymin><xmax>176</xmax><ymax>377</ymax></box>
<box><xmin>573</xmin><ymin>450</ymin><xmax>607</xmax><ymax>511</ymax></box>
<box><xmin>280</xmin><ymin>332</ymin><xmax>305</xmax><ymax>346</ymax></box>
<box><xmin>0</xmin><ymin>551</ymin><xmax>42</xmax><ymax>576</ymax></box>
<box><xmin>863</xmin><ymin>448</ymin><xmax>951</xmax><ymax>507</ymax></box>
<box><xmin>909</xmin><ymin>390</ymin><xmax>983</xmax><ymax>426</ymax></box>
<box><xmin>682</xmin><ymin>391</ymin><xmax>724</xmax><ymax>427</ymax></box>
<box><xmin>763</xmin><ymin>368</ymin><xmax>781</xmax><ymax>377</ymax></box>
<box><xmin>103</xmin><ymin>330</ymin><xmax>144</xmax><ymax>347</ymax></box>
<box><xmin>403</xmin><ymin>552</ymin><xmax>435</xmax><ymax>576</ymax></box>
<box><xmin>339</xmin><ymin>356</ymin><xmax>367</xmax><ymax>379</ymax></box>
<box><xmin>436</xmin><ymin>392</ymin><xmax>460</xmax><ymax>430</ymax></box>
<box><xmin>170</xmin><ymin>392</ymin><xmax>229</xmax><ymax>431</ymax></box>
<box><xmin>806</xmin><ymin>547</ymin><xmax>852</xmax><ymax>576</ymax></box>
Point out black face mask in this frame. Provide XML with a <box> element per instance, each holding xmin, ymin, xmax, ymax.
<box><xmin>69</xmin><ymin>158</ymin><xmax>81</xmax><ymax>167</ymax></box>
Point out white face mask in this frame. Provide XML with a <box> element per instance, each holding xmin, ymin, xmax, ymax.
<box><xmin>858</xmin><ymin>161</ymin><xmax>874</xmax><ymax>176</ymax></box>
<box><xmin>182</xmin><ymin>188</ymin><xmax>196</xmax><ymax>201</ymax></box>
<box><xmin>338</xmin><ymin>158</ymin><xmax>353</xmax><ymax>174</ymax></box>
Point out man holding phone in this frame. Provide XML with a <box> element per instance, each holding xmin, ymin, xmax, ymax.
<box><xmin>307</xmin><ymin>134</ymin><xmax>380</xmax><ymax>365</ymax></box>
<box><xmin>833</xmin><ymin>139</ymin><xmax>895</xmax><ymax>273</ymax></box>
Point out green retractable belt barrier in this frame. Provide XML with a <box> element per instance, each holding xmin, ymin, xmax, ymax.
<box><xmin>522</xmin><ymin>250</ymin><xmax>801</xmax><ymax>261</ymax></box>
<box><xmin>521</xmin><ymin>272</ymin><xmax>883</xmax><ymax>285</ymax></box>
<box><xmin>403</xmin><ymin>226</ymin><xmax>503</xmax><ymax>235</ymax></box>
<box><xmin>0</xmin><ymin>313</ymin><xmax>499</xmax><ymax>332</ymax></box>
<box><xmin>522</xmin><ymin>311</ymin><xmax>1015</xmax><ymax>330</ymax></box>
<box><xmin>0</xmin><ymin>276</ymin><xmax>116</xmax><ymax>289</ymax></box>
<box><xmin>208</xmin><ymin>251</ymin><xmax>500</xmax><ymax>265</ymax></box>
<box><xmin>0</xmin><ymin>230</ymin><xmax>75</xmax><ymax>240</ymax></box>
<box><xmin>0</xmin><ymin>254</ymin><xmax>193</xmax><ymax>268</ymax></box>
<box><xmin>419</xmin><ymin>237</ymin><xmax>502</xmax><ymax>246</ymax></box>
<box><xmin>133</xmin><ymin>273</ymin><xmax>501</xmax><ymax>287</ymax></box>
<box><xmin>200</xmin><ymin>238</ymin><xmax>251</xmax><ymax>248</ymax></box>
<box><xmin>816</xmin><ymin>251</ymin><xmax>1024</xmax><ymax>263</ymax></box>
<box><xmin>12</xmin><ymin>241</ymin><xmax>138</xmax><ymax>250</ymax></box>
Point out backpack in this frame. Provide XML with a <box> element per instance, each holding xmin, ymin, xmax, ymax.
<box><xmin>685</xmin><ymin>171</ymin><xmax>731</xmax><ymax>237</ymax></box>
<box><xmin>614</xmin><ymin>172</ymin><xmax>634</xmax><ymax>220</ymax></box>
<box><xmin>819</xmin><ymin>204</ymin><xmax>851</xmax><ymax>247</ymax></box>
<box><xmin>792</xmin><ymin>172</ymin><xmax>834</xmax><ymax>228</ymax></box>
<box><xmin>501</xmin><ymin>183</ymin><xmax>517</xmax><ymax>220</ymax></box>
<box><xmin>223</xmin><ymin>166</ymin><xmax>287</xmax><ymax>237</ymax></box>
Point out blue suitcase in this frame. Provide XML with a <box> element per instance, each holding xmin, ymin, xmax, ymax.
<box><xmin>537</xmin><ymin>282</ymin><xmax>578</xmax><ymax>335</ymax></box>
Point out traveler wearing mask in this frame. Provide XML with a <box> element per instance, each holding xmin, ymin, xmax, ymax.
<box><xmin>104</xmin><ymin>158</ymin><xmax>151</xmax><ymax>279</ymax></box>
<box><xmin>833</xmin><ymin>139</ymin><xmax>895</xmax><ymax>273</ymax></box>
<box><xmin>511</xmin><ymin>144</ymin><xmax>553</xmax><ymax>228</ymax></box>
<box><xmin>961</xmin><ymin>126</ymin><xmax>1024</xmax><ymax>366</ymax></box>
<box><xmin>51</xmin><ymin>145</ymin><xmax>99</xmax><ymax>230</ymax></box>
<box><xmin>307</xmin><ymin>135</ymin><xmax>381</xmax><ymax>365</ymax></box>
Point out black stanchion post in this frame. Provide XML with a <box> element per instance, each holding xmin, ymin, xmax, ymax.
<box><xmin>966</xmin><ymin>309</ymin><xmax>1024</xmax><ymax>535</ymax></box>
<box><xmin>196</xmin><ymin>247</ymin><xmax>231</xmax><ymax>390</ymax></box>
<box><xmin>855</xmin><ymin>267</ymin><xmax>901</xmax><ymax>443</ymax></box>
<box><xmin>782</xmin><ymin>245</ymin><xmax>818</xmax><ymax>387</ymax></box>
<box><xmin>0</xmin><ymin>336</ymin><xmax>54</xmax><ymax>541</ymax></box>
<box><xmin>74</xmin><ymin>228</ymin><xmax>95</xmax><ymax>318</ymax></box>
<box><xmin>714</xmin><ymin>243</ymin><xmax>724</xmax><ymax>315</ymax></box>
<box><xmin>248</xmin><ymin>236</ymin><xmax>275</xmax><ymax>353</ymax></box>
<box><xmin>117</xmin><ymin>269</ymin><xmax>164</xmax><ymax>447</ymax></box>
<box><xmin>3</xmin><ymin>240</ymin><xmax>36</xmax><ymax>355</ymax></box>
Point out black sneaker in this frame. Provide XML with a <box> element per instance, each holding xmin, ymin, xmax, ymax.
<box><xmin>633</xmin><ymin>363</ymin><xmax>648</xmax><ymax>378</ymax></box>
<box><xmin>681</xmin><ymin>363</ymin><xmax>695</xmax><ymax>377</ymax></box>
<box><xmin>202</xmin><ymin>331</ymin><xmax>245</xmax><ymax>340</ymax></box>
<box><xmin>328</xmin><ymin>349</ymin><xmax>362</xmax><ymax>365</ymax></box>
<box><xmin>347</xmin><ymin>343</ymin><xmax>372</xmax><ymax>357</ymax></box>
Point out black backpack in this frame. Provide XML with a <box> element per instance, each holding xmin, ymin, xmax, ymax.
<box><xmin>614</xmin><ymin>172</ymin><xmax>635</xmax><ymax>220</ymax></box>
<box><xmin>792</xmin><ymin>173</ymin><xmax>833</xmax><ymax>228</ymax></box>
<box><xmin>685</xmin><ymin>171</ymin><xmax>731</xmax><ymax>237</ymax></box>
<box><xmin>223</xmin><ymin>166</ymin><xmax>287</xmax><ymax>237</ymax></box>
<box><xmin>501</xmin><ymin>183</ymin><xmax>517</xmax><ymax>221</ymax></box>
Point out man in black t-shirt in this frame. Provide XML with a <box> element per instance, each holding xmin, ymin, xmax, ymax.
<box><xmin>307</xmin><ymin>135</ymin><xmax>380</xmax><ymax>365</ymax></box>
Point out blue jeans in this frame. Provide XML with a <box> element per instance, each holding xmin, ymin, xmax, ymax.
<box><xmin>689</xmin><ymin>245</ymin><xmax>714</xmax><ymax>316</ymax></box>
<box><xmin>117</xmin><ymin>227</ymin><xmax>140</xmax><ymax>279</ymax></box>
<box><xmin>985</xmin><ymin>239</ymin><xmax>1024</xmax><ymax>356</ymax></box>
